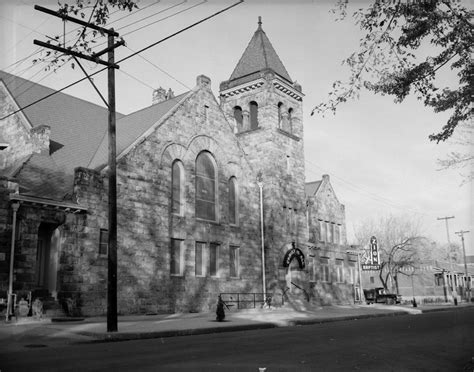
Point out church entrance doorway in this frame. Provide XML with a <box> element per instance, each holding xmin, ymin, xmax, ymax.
<box><xmin>282</xmin><ymin>243</ymin><xmax>306</xmax><ymax>294</ymax></box>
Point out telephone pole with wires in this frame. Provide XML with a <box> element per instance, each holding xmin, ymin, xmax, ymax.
<box><xmin>455</xmin><ymin>230</ymin><xmax>471</xmax><ymax>303</ymax></box>
<box><xmin>33</xmin><ymin>4</ymin><xmax>124</xmax><ymax>332</ymax></box>
<box><xmin>437</xmin><ymin>216</ymin><xmax>456</xmax><ymax>304</ymax></box>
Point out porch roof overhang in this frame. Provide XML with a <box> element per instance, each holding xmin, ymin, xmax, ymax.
<box><xmin>9</xmin><ymin>193</ymin><xmax>88</xmax><ymax>213</ymax></box>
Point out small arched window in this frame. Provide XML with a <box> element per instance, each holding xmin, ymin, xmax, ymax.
<box><xmin>277</xmin><ymin>102</ymin><xmax>283</xmax><ymax>128</ymax></box>
<box><xmin>249</xmin><ymin>101</ymin><xmax>259</xmax><ymax>130</ymax></box>
<box><xmin>287</xmin><ymin>108</ymin><xmax>293</xmax><ymax>133</ymax></box>
<box><xmin>228</xmin><ymin>177</ymin><xmax>238</xmax><ymax>225</ymax></box>
<box><xmin>195</xmin><ymin>152</ymin><xmax>217</xmax><ymax>221</ymax></box>
<box><xmin>171</xmin><ymin>160</ymin><xmax>184</xmax><ymax>215</ymax></box>
<box><xmin>233</xmin><ymin>106</ymin><xmax>243</xmax><ymax>132</ymax></box>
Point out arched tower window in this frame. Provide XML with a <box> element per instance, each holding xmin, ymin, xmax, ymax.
<box><xmin>171</xmin><ymin>160</ymin><xmax>184</xmax><ymax>215</ymax></box>
<box><xmin>249</xmin><ymin>101</ymin><xmax>259</xmax><ymax>130</ymax></box>
<box><xmin>287</xmin><ymin>108</ymin><xmax>294</xmax><ymax>133</ymax></box>
<box><xmin>233</xmin><ymin>106</ymin><xmax>243</xmax><ymax>132</ymax></box>
<box><xmin>277</xmin><ymin>102</ymin><xmax>283</xmax><ymax>128</ymax></box>
<box><xmin>195</xmin><ymin>151</ymin><xmax>217</xmax><ymax>221</ymax></box>
<box><xmin>228</xmin><ymin>177</ymin><xmax>238</xmax><ymax>225</ymax></box>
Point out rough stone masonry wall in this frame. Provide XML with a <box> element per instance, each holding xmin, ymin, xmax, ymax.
<box><xmin>74</xmin><ymin>80</ymin><xmax>263</xmax><ymax>315</ymax></box>
<box><xmin>307</xmin><ymin>178</ymin><xmax>354</xmax><ymax>305</ymax></box>
<box><xmin>221</xmin><ymin>76</ymin><xmax>308</xmax><ymax>297</ymax></box>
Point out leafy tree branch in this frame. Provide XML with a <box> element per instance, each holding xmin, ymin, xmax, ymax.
<box><xmin>313</xmin><ymin>0</ymin><xmax>473</xmax><ymax>145</ymax></box>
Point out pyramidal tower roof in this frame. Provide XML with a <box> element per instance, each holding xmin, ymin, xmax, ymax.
<box><xmin>224</xmin><ymin>17</ymin><xmax>293</xmax><ymax>88</ymax></box>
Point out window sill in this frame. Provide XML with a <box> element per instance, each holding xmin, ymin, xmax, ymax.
<box><xmin>277</xmin><ymin>128</ymin><xmax>300</xmax><ymax>141</ymax></box>
<box><xmin>196</xmin><ymin>218</ymin><xmax>221</xmax><ymax>226</ymax></box>
<box><xmin>170</xmin><ymin>274</ymin><xmax>184</xmax><ymax>278</ymax></box>
<box><xmin>236</xmin><ymin>127</ymin><xmax>263</xmax><ymax>136</ymax></box>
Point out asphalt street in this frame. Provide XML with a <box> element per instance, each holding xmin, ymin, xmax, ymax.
<box><xmin>1</xmin><ymin>307</ymin><xmax>473</xmax><ymax>372</ymax></box>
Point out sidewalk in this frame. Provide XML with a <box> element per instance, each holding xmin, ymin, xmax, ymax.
<box><xmin>0</xmin><ymin>302</ymin><xmax>471</xmax><ymax>352</ymax></box>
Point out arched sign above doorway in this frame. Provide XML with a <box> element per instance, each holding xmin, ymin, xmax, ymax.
<box><xmin>282</xmin><ymin>243</ymin><xmax>305</xmax><ymax>269</ymax></box>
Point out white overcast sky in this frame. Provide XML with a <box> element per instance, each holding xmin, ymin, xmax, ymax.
<box><xmin>1</xmin><ymin>0</ymin><xmax>472</xmax><ymax>255</ymax></box>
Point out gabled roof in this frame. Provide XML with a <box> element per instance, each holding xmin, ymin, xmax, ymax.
<box><xmin>1</xmin><ymin>69</ymin><xmax>190</xmax><ymax>200</ymax></box>
<box><xmin>0</xmin><ymin>70</ymin><xmax>121</xmax><ymax>175</ymax></box>
<box><xmin>305</xmin><ymin>181</ymin><xmax>322</xmax><ymax>197</ymax></box>
<box><xmin>14</xmin><ymin>152</ymin><xmax>74</xmax><ymax>200</ymax></box>
<box><xmin>88</xmin><ymin>91</ymin><xmax>190</xmax><ymax>170</ymax></box>
<box><xmin>225</xmin><ymin>17</ymin><xmax>292</xmax><ymax>88</ymax></box>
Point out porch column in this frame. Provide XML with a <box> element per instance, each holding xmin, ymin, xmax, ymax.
<box><xmin>6</xmin><ymin>202</ymin><xmax>20</xmax><ymax>321</ymax></box>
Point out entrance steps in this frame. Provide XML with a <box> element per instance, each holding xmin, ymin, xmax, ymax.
<box><xmin>31</xmin><ymin>289</ymin><xmax>68</xmax><ymax>318</ymax></box>
<box><xmin>283</xmin><ymin>291</ymin><xmax>321</xmax><ymax>312</ymax></box>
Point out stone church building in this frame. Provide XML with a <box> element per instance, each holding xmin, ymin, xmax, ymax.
<box><xmin>0</xmin><ymin>20</ymin><xmax>357</xmax><ymax>316</ymax></box>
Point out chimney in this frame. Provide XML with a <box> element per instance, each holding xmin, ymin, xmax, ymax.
<box><xmin>152</xmin><ymin>87</ymin><xmax>167</xmax><ymax>105</ymax></box>
<box><xmin>196</xmin><ymin>75</ymin><xmax>211</xmax><ymax>88</ymax></box>
<box><xmin>153</xmin><ymin>87</ymin><xmax>175</xmax><ymax>105</ymax></box>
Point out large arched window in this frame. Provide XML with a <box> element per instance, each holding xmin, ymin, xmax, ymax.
<box><xmin>228</xmin><ymin>177</ymin><xmax>238</xmax><ymax>225</ymax></box>
<box><xmin>171</xmin><ymin>160</ymin><xmax>184</xmax><ymax>215</ymax></box>
<box><xmin>195</xmin><ymin>152</ymin><xmax>217</xmax><ymax>221</ymax></box>
<box><xmin>249</xmin><ymin>101</ymin><xmax>259</xmax><ymax>130</ymax></box>
<box><xmin>233</xmin><ymin>106</ymin><xmax>243</xmax><ymax>132</ymax></box>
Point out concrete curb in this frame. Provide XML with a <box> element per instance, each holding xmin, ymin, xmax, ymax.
<box><xmin>75</xmin><ymin>305</ymin><xmax>473</xmax><ymax>343</ymax></box>
<box><xmin>75</xmin><ymin>310</ymin><xmax>418</xmax><ymax>343</ymax></box>
<box><xmin>77</xmin><ymin>322</ymin><xmax>280</xmax><ymax>342</ymax></box>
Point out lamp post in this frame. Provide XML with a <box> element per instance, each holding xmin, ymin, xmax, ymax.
<box><xmin>257</xmin><ymin>179</ymin><xmax>266</xmax><ymax>300</ymax></box>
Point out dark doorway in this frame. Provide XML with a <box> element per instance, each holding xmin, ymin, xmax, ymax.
<box><xmin>36</xmin><ymin>223</ymin><xmax>60</xmax><ymax>298</ymax></box>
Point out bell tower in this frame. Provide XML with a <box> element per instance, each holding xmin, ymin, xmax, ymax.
<box><xmin>219</xmin><ymin>17</ymin><xmax>308</xmax><ymax>293</ymax></box>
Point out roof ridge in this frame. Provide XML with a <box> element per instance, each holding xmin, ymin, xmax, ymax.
<box><xmin>259</xmin><ymin>29</ymin><xmax>269</xmax><ymax>70</ymax></box>
<box><xmin>118</xmin><ymin>91</ymin><xmax>189</xmax><ymax>120</ymax></box>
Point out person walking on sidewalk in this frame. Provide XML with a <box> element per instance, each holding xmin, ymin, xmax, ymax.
<box><xmin>216</xmin><ymin>295</ymin><xmax>226</xmax><ymax>322</ymax></box>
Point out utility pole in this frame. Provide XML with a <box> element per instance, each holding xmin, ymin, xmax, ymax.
<box><xmin>34</xmin><ymin>5</ymin><xmax>123</xmax><ymax>332</ymax></box>
<box><xmin>455</xmin><ymin>230</ymin><xmax>470</xmax><ymax>303</ymax></box>
<box><xmin>437</xmin><ymin>216</ymin><xmax>455</xmax><ymax>301</ymax></box>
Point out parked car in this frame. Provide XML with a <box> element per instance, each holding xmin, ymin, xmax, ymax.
<box><xmin>364</xmin><ymin>287</ymin><xmax>401</xmax><ymax>305</ymax></box>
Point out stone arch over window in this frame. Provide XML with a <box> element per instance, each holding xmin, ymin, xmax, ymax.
<box><xmin>249</xmin><ymin>101</ymin><xmax>259</xmax><ymax>130</ymax></box>
<box><xmin>228</xmin><ymin>176</ymin><xmax>238</xmax><ymax>225</ymax></box>
<box><xmin>171</xmin><ymin>160</ymin><xmax>185</xmax><ymax>215</ymax></box>
<box><xmin>233</xmin><ymin>106</ymin><xmax>243</xmax><ymax>133</ymax></box>
<box><xmin>195</xmin><ymin>151</ymin><xmax>217</xmax><ymax>221</ymax></box>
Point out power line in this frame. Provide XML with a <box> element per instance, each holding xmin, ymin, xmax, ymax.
<box><xmin>0</xmin><ymin>1</ymin><xmax>244</xmax><ymax>121</ymax></box>
<box><xmin>122</xmin><ymin>1</ymin><xmax>198</xmax><ymax>37</ymax></box>
<box><xmin>117</xmin><ymin>68</ymin><xmax>156</xmax><ymax>90</ymax></box>
<box><xmin>125</xmin><ymin>45</ymin><xmax>191</xmax><ymax>90</ymax></box>
<box><xmin>6</xmin><ymin>1</ymin><xmax>190</xmax><ymax>95</ymax></box>
<box><xmin>119</xmin><ymin>1</ymin><xmax>186</xmax><ymax>33</ymax></box>
<box><xmin>5</xmin><ymin>18</ymin><xmax>49</xmax><ymax>56</ymax></box>
<box><xmin>304</xmin><ymin>159</ymin><xmax>442</xmax><ymax>216</ymax></box>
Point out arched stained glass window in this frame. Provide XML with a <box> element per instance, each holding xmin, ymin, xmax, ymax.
<box><xmin>228</xmin><ymin>177</ymin><xmax>238</xmax><ymax>224</ymax></box>
<box><xmin>195</xmin><ymin>152</ymin><xmax>217</xmax><ymax>221</ymax></box>
<box><xmin>171</xmin><ymin>160</ymin><xmax>184</xmax><ymax>215</ymax></box>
